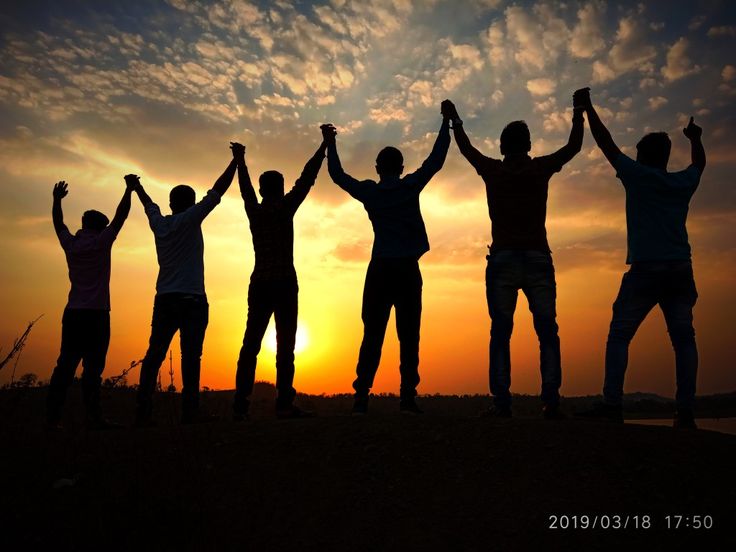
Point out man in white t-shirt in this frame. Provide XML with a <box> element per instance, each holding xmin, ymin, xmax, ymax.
<box><xmin>130</xmin><ymin>145</ymin><xmax>238</xmax><ymax>426</ymax></box>
<box><xmin>47</xmin><ymin>178</ymin><xmax>134</xmax><ymax>429</ymax></box>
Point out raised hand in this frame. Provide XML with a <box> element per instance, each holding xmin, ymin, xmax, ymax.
<box><xmin>441</xmin><ymin>99</ymin><xmax>458</xmax><ymax>120</ymax></box>
<box><xmin>53</xmin><ymin>181</ymin><xmax>68</xmax><ymax>199</ymax></box>
<box><xmin>124</xmin><ymin>174</ymin><xmax>140</xmax><ymax>190</ymax></box>
<box><xmin>573</xmin><ymin>87</ymin><xmax>591</xmax><ymax>110</ymax></box>
<box><xmin>230</xmin><ymin>141</ymin><xmax>246</xmax><ymax>158</ymax></box>
<box><xmin>683</xmin><ymin>117</ymin><xmax>702</xmax><ymax>141</ymax></box>
<box><xmin>320</xmin><ymin>123</ymin><xmax>337</xmax><ymax>144</ymax></box>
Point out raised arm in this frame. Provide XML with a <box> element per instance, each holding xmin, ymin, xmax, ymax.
<box><xmin>231</xmin><ymin>142</ymin><xmax>257</xmax><ymax>215</ymax></box>
<box><xmin>683</xmin><ymin>117</ymin><xmax>706</xmax><ymax>173</ymax></box>
<box><xmin>442</xmin><ymin>99</ymin><xmax>491</xmax><ymax>171</ymax></box>
<box><xmin>323</xmin><ymin>123</ymin><xmax>371</xmax><ymax>201</ymax></box>
<box><xmin>545</xmin><ymin>93</ymin><xmax>585</xmax><ymax>167</ymax></box>
<box><xmin>52</xmin><ymin>181</ymin><xmax>69</xmax><ymax>238</ymax></box>
<box><xmin>107</xmin><ymin>178</ymin><xmax>135</xmax><ymax>235</ymax></box>
<box><xmin>127</xmin><ymin>174</ymin><xmax>154</xmax><ymax>208</ymax></box>
<box><xmin>211</xmin><ymin>157</ymin><xmax>238</xmax><ymax>196</ymax></box>
<box><xmin>577</xmin><ymin>87</ymin><xmax>621</xmax><ymax>166</ymax></box>
<box><xmin>285</xmin><ymin>140</ymin><xmax>328</xmax><ymax>211</ymax></box>
<box><xmin>405</xmin><ymin>115</ymin><xmax>451</xmax><ymax>190</ymax></box>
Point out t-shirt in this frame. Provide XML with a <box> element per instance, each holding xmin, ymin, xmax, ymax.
<box><xmin>613</xmin><ymin>154</ymin><xmax>701</xmax><ymax>263</ymax></box>
<box><xmin>57</xmin><ymin>226</ymin><xmax>119</xmax><ymax>310</ymax></box>
<box><xmin>145</xmin><ymin>189</ymin><xmax>221</xmax><ymax>295</ymax></box>
<box><xmin>475</xmin><ymin>155</ymin><xmax>563</xmax><ymax>252</ymax></box>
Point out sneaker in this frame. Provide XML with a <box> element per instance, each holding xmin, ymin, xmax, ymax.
<box><xmin>352</xmin><ymin>396</ymin><xmax>369</xmax><ymax>416</ymax></box>
<box><xmin>673</xmin><ymin>409</ymin><xmax>697</xmax><ymax>430</ymax></box>
<box><xmin>542</xmin><ymin>404</ymin><xmax>567</xmax><ymax>420</ymax></box>
<box><xmin>480</xmin><ymin>405</ymin><xmax>512</xmax><ymax>418</ymax></box>
<box><xmin>181</xmin><ymin>411</ymin><xmax>219</xmax><ymax>425</ymax></box>
<box><xmin>276</xmin><ymin>404</ymin><xmax>314</xmax><ymax>419</ymax></box>
<box><xmin>399</xmin><ymin>398</ymin><xmax>424</xmax><ymax>415</ymax></box>
<box><xmin>574</xmin><ymin>402</ymin><xmax>623</xmax><ymax>423</ymax></box>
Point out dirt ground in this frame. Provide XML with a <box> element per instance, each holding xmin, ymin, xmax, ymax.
<box><xmin>1</xmin><ymin>386</ymin><xmax>734</xmax><ymax>551</ymax></box>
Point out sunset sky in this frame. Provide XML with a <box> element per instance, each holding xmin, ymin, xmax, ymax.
<box><xmin>1</xmin><ymin>0</ymin><xmax>734</xmax><ymax>398</ymax></box>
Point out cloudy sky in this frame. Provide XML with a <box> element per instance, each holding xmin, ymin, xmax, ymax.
<box><xmin>1</xmin><ymin>0</ymin><xmax>734</xmax><ymax>398</ymax></box>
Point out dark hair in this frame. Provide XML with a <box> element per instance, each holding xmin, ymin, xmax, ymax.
<box><xmin>169</xmin><ymin>185</ymin><xmax>196</xmax><ymax>213</ymax></box>
<box><xmin>636</xmin><ymin>132</ymin><xmax>671</xmax><ymax>169</ymax></box>
<box><xmin>259</xmin><ymin>171</ymin><xmax>285</xmax><ymax>199</ymax></box>
<box><xmin>500</xmin><ymin>120</ymin><xmax>531</xmax><ymax>156</ymax></box>
<box><xmin>81</xmin><ymin>210</ymin><xmax>109</xmax><ymax>231</ymax></box>
<box><xmin>375</xmin><ymin>147</ymin><xmax>404</xmax><ymax>176</ymax></box>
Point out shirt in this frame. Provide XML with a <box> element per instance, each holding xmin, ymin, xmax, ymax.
<box><xmin>614</xmin><ymin>154</ymin><xmax>701</xmax><ymax>263</ymax></box>
<box><xmin>242</xmin><ymin>149</ymin><xmax>323</xmax><ymax>282</ymax></box>
<box><xmin>473</xmin><ymin>154</ymin><xmax>563</xmax><ymax>253</ymax></box>
<box><xmin>144</xmin><ymin>189</ymin><xmax>221</xmax><ymax>295</ymax></box>
<box><xmin>327</xmin><ymin>120</ymin><xmax>450</xmax><ymax>259</ymax></box>
<box><xmin>57</xmin><ymin>226</ymin><xmax>119</xmax><ymax>310</ymax></box>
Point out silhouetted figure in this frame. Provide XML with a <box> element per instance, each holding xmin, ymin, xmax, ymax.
<box><xmin>322</xmin><ymin>110</ymin><xmax>450</xmax><ymax>415</ymax></box>
<box><xmin>443</xmin><ymin>95</ymin><xmax>584</xmax><ymax>418</ymax></box>
<box><xmin>46</xmin><ymin>179</ymin><xmax>134</xmax><ymax>430</ymax></box>
<box><xmin>573</xmin><ymin>88</ymin><xmax>706</xmax><ymax>429</ymax></box>
<box><xmin>130</xmin><ymin>150</ymin><xmax>237</xmax><ymax>426</ymax></box>
<box><xmin>231</xmin><ymin>139</ymin><xmax>327</xmax><ymax>420</ymax></box>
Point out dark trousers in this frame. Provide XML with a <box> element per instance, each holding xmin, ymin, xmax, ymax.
<box><xmin>234</xmin><ymin>277</ymin><xmax>298</xmax><ymax>412</ymax></box>
<box><xmin>136</xmin><ymin>293</ymin><xmax>209</xmax><ymax>419</ymax></box>
<box><xmin>46</xmin><ymin>309</ymin><xmax>110</xmax><ymax>423</ymax></box>
<box><xmin>604</xmin><ymin>261</ymin><xmax>698</xmax><ymax>408</ymax></box>
<box><xmin>486</xmin><ymin>250</ymin><xmax>561</xmax><ymax>407</ymax></box>
<box><xmin>354</xmin><ymin>258</ymin><xmax>422</xmax><ymax>399</ymax></box>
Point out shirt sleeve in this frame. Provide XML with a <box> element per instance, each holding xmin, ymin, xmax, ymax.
<box><xmin>671</xmin><ymin>165</ymin><xmax>702</xmax><ymax>190</ymax></box>
<box><xmin>98</xmin><ymin>225</ymin><xmax>119</xmax><ymax>248</ymax></box>
<box><xmin>533</xmin><ymin>154</ymin><xmax>564</xmax><ymax>176</ymax></box>
<box><xmin>180</xmin><ymin>189</ymin><xmax>222</xmax><ymax>225</ymax></box>
<box><xmin>613</xmin><ymin>153</ymin><xmax>646</xmax><ymax>184</ymax></box>
<box><xmin>56</xmin><ymin>226</ymin><xmax>74</xmax><ymax>250</ymax></box>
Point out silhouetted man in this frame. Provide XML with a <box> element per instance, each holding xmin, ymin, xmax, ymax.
<box><xmin>47</xmin><ymin>178</ymin><xmax>134</xmax><ymax>429</ymax></box>
<box><xmin>574</xmin><ymin>88</ymin><xmax>706</xmax><ymax>429</ymax></box>
<box><xmin>130</xmin><ymin>148</ymin><xmax>237</xmax><ymax>426</ymax></box>
<box><xmin>322</xmin><ymin>110</ymin><xmax>450</xmax><ymax>415</ymax></box>
<box><xmin>231</xmin><ymin>138</ymin><xmax>327</xmax><ymax>420</ymax></box>
<box><xmin>443</xmin><ymin>94</ymin><xmax>584</xmax><ymax>419</ymax></box>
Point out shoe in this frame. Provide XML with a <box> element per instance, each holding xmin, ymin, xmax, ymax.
<box><xmin>480</xmin><ymin>405</ymin><xmax>512</xmax><ymax>418</ymax></box>
<box><xmin>181</xmin><ymin>411</ymin><xmax>219</xmax><ymax>425</ymax></box>
<box><xmin>276</xmin><ymin>404</ymin><xmax>314</xmax><ymax>419</ymax></box>
<box><xmin>574</xmin><ymin>402</ymin><xmax>623</xmax><ymax>423</ymax></box>
<box><xmin>352</xmin><ymin>395</ymin><xmax>369</xmax><ymax>416</ymax></box>
<box><xmin>399</xmin><ymin>398</ymin><xmax>424</xmax><ymax>415</ymax></box>
<box><xmin>86</xmin><ymin>417</ymin><xmax>124</xmax><ymax>430</ymax></box>
<box><xmin>543</xmin><ymin>404</ymin><xmax>566</xmax><ymax>420</ymax></box>
<box><xmin>673</xmin><ymin>408</ymin><xmax>697</xmax><ymax>430</ymax></box>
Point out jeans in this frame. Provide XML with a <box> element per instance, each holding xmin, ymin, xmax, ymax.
<box><xmin>486</xmin><ymin>250</ymin><xmax>561</xmax><ymax>407</ymax></box>
<box><xmin>46</xmin><ymin>308</ymin><xmax>110</xmax><ymax>423</ymax></box>
<box><xmin>136</xmin><ymin>293</ymin><xmax>209</xmax><ymax>419</ymax></box>
<box><xmin>234</xmin><ymin>277</ymin><xmax>299</xmax><ymax>412</ymax></box>
<box><xmin>354</xmin><ymin>257</ymin><xmax>422</xmax><ymax>399</ymax></box>
<box><xmin>603</xmin><ymin>261</ymin><xmax>698</xmax><ymax>408</ymax></box>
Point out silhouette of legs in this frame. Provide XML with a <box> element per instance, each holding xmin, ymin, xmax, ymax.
<box><xmin>394</xmin><ymin>262</ymin><xmax>422</xmax><ymax>399</ymax></box>
<box><xmin>136</xmin><ymin>294</ymin><xmax>208</xmax><ymax>422</ymax></box>
<box><xmin>46</xmin><ymin>309</ymin><xmax>110</xmax><ymax>425</ymax></box>
<box><xmin>234</xmin><ymin>278</ymin><xmax>299</xmax><ymax>414</ymax></box>
<box><xmin>522</xmin><ymin>256</ymin><xmax>561</xmax><ymax>407</ymax></box>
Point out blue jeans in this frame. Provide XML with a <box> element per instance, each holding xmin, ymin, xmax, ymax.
<box><xmin>604</xmin><ymin>261</ymin><xmax>698</xmax><ymax>408</ymax></box>
<box><xmin>486</xmin><ymin>250</ymin><xmax>561</xmax><ymax>407</ymax></box>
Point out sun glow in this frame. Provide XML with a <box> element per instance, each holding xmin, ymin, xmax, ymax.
<box><xmin>265</xmin><ymin>324</ymin><xmax>309</xmax><ymax>354</ymax></box>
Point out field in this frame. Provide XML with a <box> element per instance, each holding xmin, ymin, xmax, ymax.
<box><xmin>1</xmin><ymin>385</ymin><xmax>735</xmax><ymax>551</ymax></box>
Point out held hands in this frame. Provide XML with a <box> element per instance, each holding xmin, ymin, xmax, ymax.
<box><xmin>230</xmin><ymin>141</ymin><xmax>246</xmax><ymax>158</ymax></box>
<box><xmin>573</xmin><ymin>87</ymin><xmax>591</xmax><ymax>111</ymax></box>
<box><xmin>441</xmin><ymin>99</ymin><xmax>458</xmax><ymax>120</ymax></box>
<box><xmin>320</xmin><ymin>123</ymin><xmax>337</xmax><ymax>144</ymax></box>
<box><xmin>52</xmin><ymin>181</ymin><xmax>68</xmax><ymax>199</ymax></box>
<box><xmin>124</xmin><ymin>174</ymin><xmax>140</xmax><ymax>190</ymax></box>
<box><xmin>683</xmin><ymin>117</ymin><xmax>702</xmax><ymax>141</ymax></box>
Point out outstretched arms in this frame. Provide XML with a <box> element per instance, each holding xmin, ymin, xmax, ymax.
<box><xmin>107</xmin><ymin>177</ymin><xmax>136</xmax><ymax>235</ymax></box>
<box><xmin>126</xmin><ymin>174</ymin><xmax>154</xmax><ymax>208</ymax></box>
<box><xmin>405</xmin><ymin>107</ymin><xmax>451</xmax><ymax>190</ymax></box>
<box><xmin>231</xmin><ymin>142</ymin><xmax>257</xmax><ymax>215</ymax></box>
<box><xmin>211</xmin><ymin>156</ymin><xmax>238</xmax><ymax>197</ymax></box>
<box><xmin>577</xmin><ymin>87</ymin><xmax>622</xmax><ymax>166</ymax></box>
<box><xmin>286</xmin><ymin>138</ymin><xmax>328</xmax><ymax>211</ymax></box>
<box><xmin>545</xmin><ymin>90</ymin><xmax>586</xmax><ymax>167</ymax></box>
<box><xmin>683</xmin><ymin>117</ymin><xmax>706</xmax><ymax>173</ymax></box>
<box><xmin>52</xmin><ymin>181</ymin><xmax>69</xmax><ymax>238</ymax></box>
<box><xmin>442</xmin><ymin>99</ymin><xmax>490</xmax><ymax>171</ymax></box>
<box><xmin>323</xmin><ymin>123</ymin><xmax>371</xmax><ymax>201</ymax></box>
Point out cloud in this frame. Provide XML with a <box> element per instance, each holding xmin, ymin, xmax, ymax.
<box><xmin>569</xmin><ymin>1</ymin><xmax>606</xmax><ymax>58</ymax></box>
<box><xmin>661</xmin><ymin>38</ymin><xmax>701</xmax><ymax>82</ymax></box>
<box><xmin>707</xmin><ymin>26</ymin><xmax>736</xmax><ymax>38</ymax></box>
<box><xmin>648</xmin><ymin>96</ymin><xmax>668</xmax><ymax>110</ymax></box>
<box><xmin>526</xmin><ymin>78</ymin><xmax>556</xmax><ymax>97</ymax></box>
<box><xmin>723</xmin><ymin>65</ymin><xmax>736</xmax><ymax>82</ymax></box>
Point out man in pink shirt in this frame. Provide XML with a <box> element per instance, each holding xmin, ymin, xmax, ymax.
<box><xmin>47</xmin><ymin>178</ymin><xmax>134</xmax><ymax>429</ymax></box>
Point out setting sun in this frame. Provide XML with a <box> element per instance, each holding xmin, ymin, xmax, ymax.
<box><xmin>265</xmin><ymin>324</ymin><xmax>309</xmax><ymax>355</ymax></box>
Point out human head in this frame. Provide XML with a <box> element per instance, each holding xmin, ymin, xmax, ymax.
<box><xmin>259</xmin><ymin>171</ymin><xmax>285</xmax><ymax>199</ymax></box>
<box><xmin>169</xmin><ymin>185</ymin><xmax>196</xmax><ymax>214</ymax></box>
<box><xmin>500</xmin><ymin>121</ymin><xmax>531</xmax><ymax>157</ymax></box>
<box><xmin>375</xmin><ymin>146</ymin><xmax>404</xmax><ymax>178</ymax></box>
<box><xmin>636</xmin><ymin>132</ymin><xmax>671</xmax><ymax>170</ymax></box>
<box><xmin>81</xmin><ymin>210</ymin><xmax>109</xmax><ymax>232</ymax></box>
